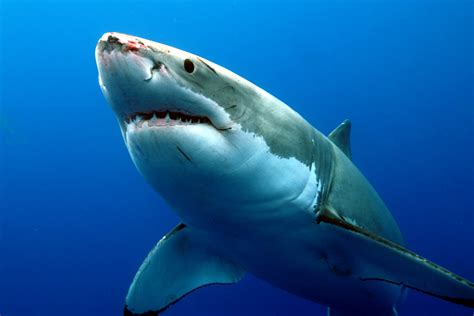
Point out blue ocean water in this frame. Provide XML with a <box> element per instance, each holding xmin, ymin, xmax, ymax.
<box><xmin>0</xmin><ymin>0</ymin><xmax>472</xmax><ymax>315</ymax></box>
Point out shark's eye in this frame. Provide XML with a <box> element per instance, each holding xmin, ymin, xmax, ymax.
<box><xmin>184</xmin><ymin>59</ymin><xmax>195</xmax><ymax>73</ymax></box>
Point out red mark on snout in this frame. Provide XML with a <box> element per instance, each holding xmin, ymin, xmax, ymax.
<box><xmin>125</xmin><ymin>45</ymin><xmax>139</xmax><ymax>52</ymax></box>
<box><xmin>124</xmin><ymin>40</ymin><xmax>144</xmax><ymax>52</ymax></box>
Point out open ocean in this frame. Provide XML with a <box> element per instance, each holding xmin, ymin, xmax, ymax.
<box><xmin>1</xmin><ymin>0</ymin><xmax>473</xmax><ymax>315</ymax></box>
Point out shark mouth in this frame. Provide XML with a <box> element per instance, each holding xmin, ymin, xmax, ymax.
<box><xmin>125</xmin><ymin>110</ymin><xmax>227</xmax><ymax>131</ymax></box>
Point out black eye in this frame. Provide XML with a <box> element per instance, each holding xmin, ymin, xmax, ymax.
<box><xmin>184</xmin><ymin>59</ymin><xmax>195</xmax><ymax>73</ymax></box>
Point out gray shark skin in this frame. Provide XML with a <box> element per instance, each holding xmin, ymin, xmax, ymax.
<box><xmin>95</xmin><ymin>32</ymin><xmax>474</xmax><ymax>316</ymax></box>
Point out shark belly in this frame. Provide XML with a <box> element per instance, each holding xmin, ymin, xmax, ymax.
<box><xmin>217</xmin><ymin>227</ymin><xmax>403</xmax><ymax>311</ymax></box>
<box><xmin>210</xmin><ymin>219</ymin><xmax>403</xmax><ymax>312</ymax></box>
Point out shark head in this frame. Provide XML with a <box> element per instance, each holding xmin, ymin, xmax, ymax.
<box><xmin>96</xmin><ymin>32</ymin><xmax>320</xmax><ymax>228</ymax></box>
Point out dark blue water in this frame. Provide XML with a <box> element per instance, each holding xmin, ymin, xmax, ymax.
<box><xmin>1</xmin><ymin>0</ymin><xmax>472</xmax><ymax>315</ymax></box>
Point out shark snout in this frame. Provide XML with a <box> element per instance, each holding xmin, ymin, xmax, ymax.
<box><xmin>96</xmin><ymin>32</ymin><xmax>179</xmax><ymax>60</ymax></box>
<box><xmin>96</xmin><ymin>32</ymin><xmax>179</xmax><ymax>86</ymax></box>
<box><xmin>97</xmin><ymin>32</ymin><xmax>150</xmax><ymax>55</ymax></box>
<box><xmin>95</xmin><ymin>32</ymin><xmax>234</xmax><ymax>132</ymax></box>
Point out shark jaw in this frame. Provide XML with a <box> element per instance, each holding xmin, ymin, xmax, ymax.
<box><xmin>125</xmin><ymin>110</ymin><xmax>230</xmax><ymax>133</ymax></box>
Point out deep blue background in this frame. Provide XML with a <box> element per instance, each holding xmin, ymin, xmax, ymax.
<box><xmin>1</xmin><ymin>0</ymin><xmax>473</xmax><ymax>315</ymax></box>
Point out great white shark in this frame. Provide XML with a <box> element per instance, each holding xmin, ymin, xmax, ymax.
<box><xmin>95</xmin><ymin>32</ymin><xmax>474</xmax><ymax>316</ymax></box>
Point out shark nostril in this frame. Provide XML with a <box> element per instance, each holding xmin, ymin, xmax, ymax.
<box><xmin>98</xmin><ymin>35</ymin><xmax>122</xmax><ymax>53</ymax></box>
<box><xmin>107</xmin><ymin>35</ymin><xmax>120</xmax><ymax>44</ymax></box>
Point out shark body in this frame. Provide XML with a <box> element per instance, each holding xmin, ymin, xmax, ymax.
<box><xmin>95</xmin><ymin>33</ymin><xmax>474</xmax><ymax>316</ymax></box>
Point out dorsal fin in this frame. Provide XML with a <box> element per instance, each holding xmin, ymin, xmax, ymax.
<box><xmin>328</xmin><ymin>119</ymin><xmax>352</xmax><ymax>160</ymax></box>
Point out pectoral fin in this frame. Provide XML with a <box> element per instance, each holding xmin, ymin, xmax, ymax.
<box><xmin>318</xmin><ymin>213</ymin><xmax>474</xmax><ymax>308</ymax></box>
<box><xmin>124</xmin><ymin>223</ymin><xmax>245</xmax><ymax>315</ymax></box>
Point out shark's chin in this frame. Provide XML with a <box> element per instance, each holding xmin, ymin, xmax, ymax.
<box><xmin>125</xmin><ymin>123</ymin><xmax>231</xmax><ymax>180</ymax></box>
<box><xmin>124</xmin><ymin>123</ymin><xmax>237</xmax><ymax>216</ymax></box>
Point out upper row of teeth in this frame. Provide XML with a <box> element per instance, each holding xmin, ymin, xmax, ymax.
<box><xmin>128</xmin><ymin>112</ymin><xmax>203</xmax><ymax>125</ymax></box>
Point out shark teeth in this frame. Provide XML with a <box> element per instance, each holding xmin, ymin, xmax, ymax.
<box><xmin>125</xmin><ymin>110</ymin><xmax>213</xmax><ymax>129</ymax></box>
<box><xmin>151</xmin><ymin>113</ymin><xmax>158</xmax><ymax>124</ymax></box>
